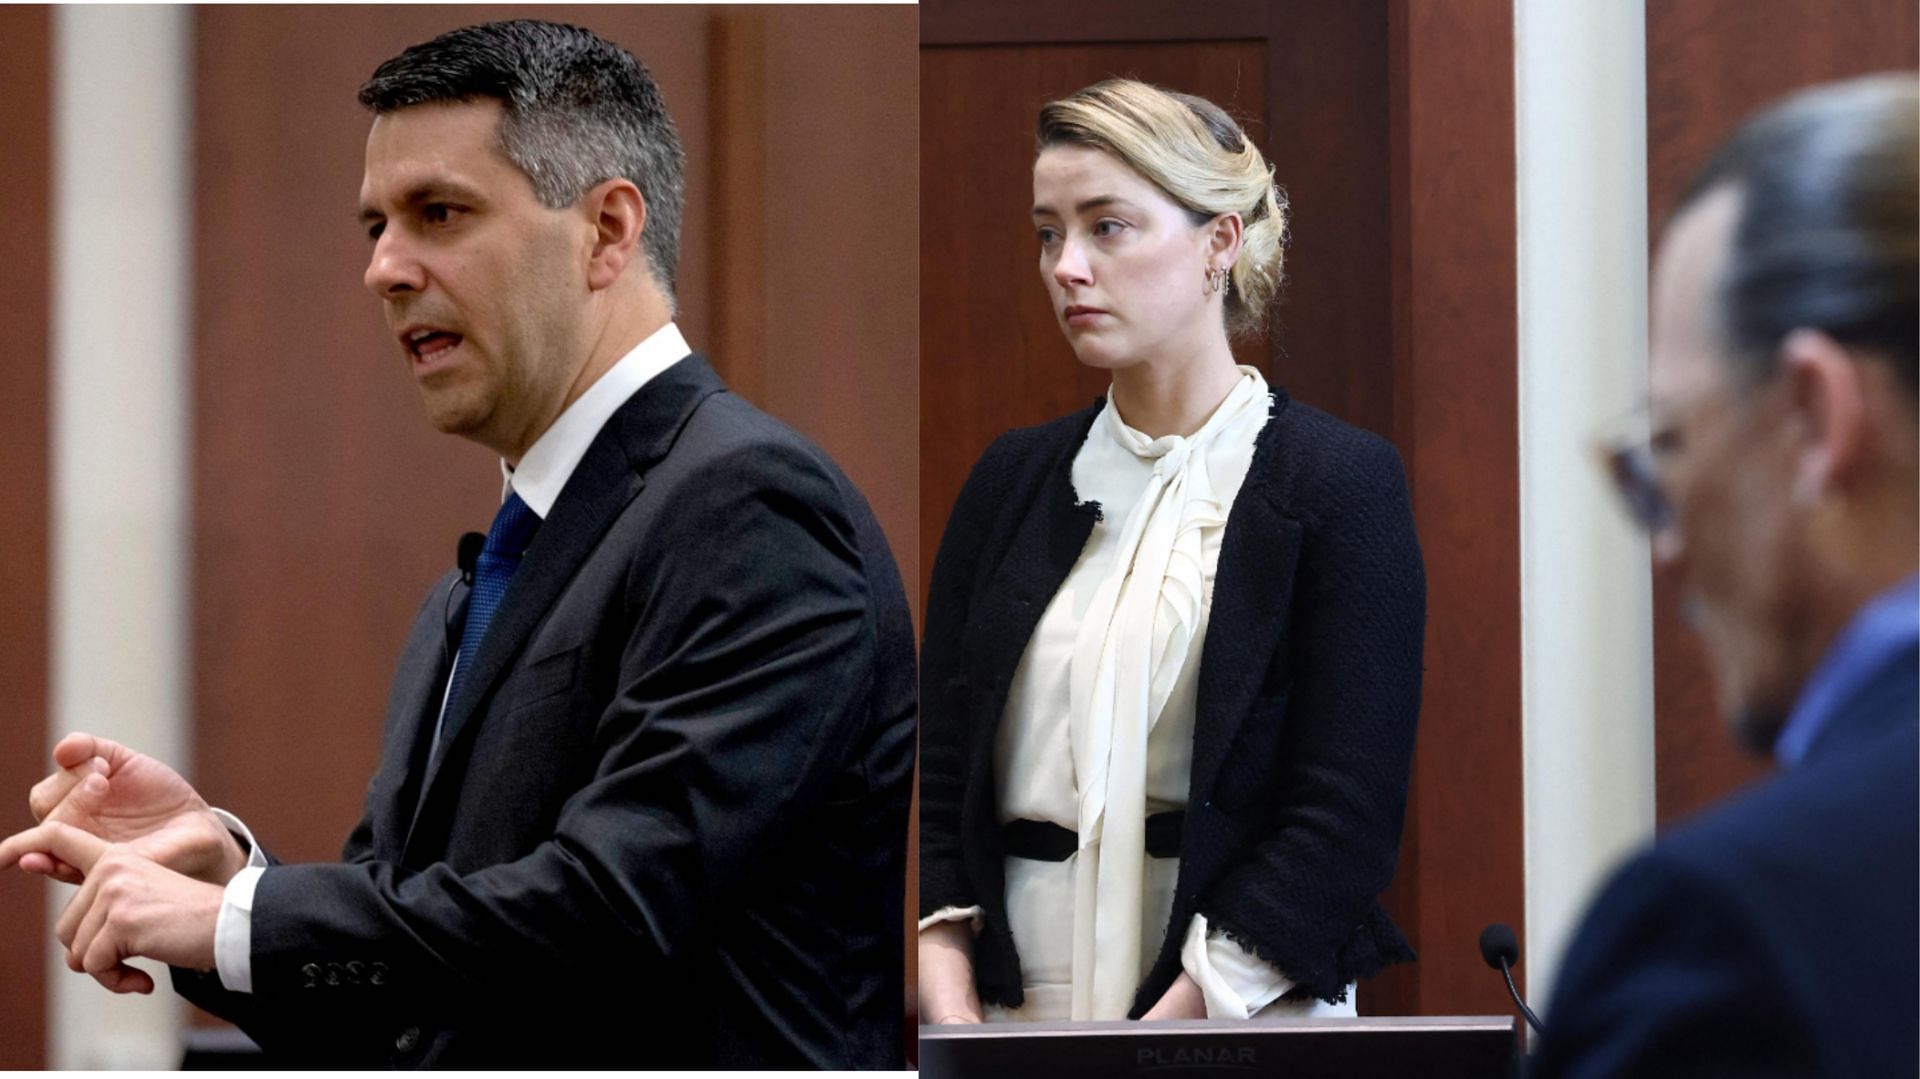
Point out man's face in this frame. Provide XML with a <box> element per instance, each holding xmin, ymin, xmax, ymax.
<box><xmin>360</xmin><ymin>98</ymin><xmax>589</xmax><ymax>460</ymax></box>
<box><xmin>1648</xmin><ymin>186</ymin><xmax>1808</xmax><ymax>747</ymax></box>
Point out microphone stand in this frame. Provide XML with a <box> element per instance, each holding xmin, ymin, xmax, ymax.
<box><xmin>1498</xmin><ymin>955</ymin><xmax>1544</xmax><ymax>1036</ymax></box>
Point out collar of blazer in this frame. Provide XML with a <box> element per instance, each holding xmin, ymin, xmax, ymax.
<box><xmin>960</xmin><ymin>384</ymin><xmax>1305</xmax><ymax>817</ymax></box>
<box><xmin>403</xmin><ymin>352</ymin><xmax>727</xmax><ymax>852</ymax></box>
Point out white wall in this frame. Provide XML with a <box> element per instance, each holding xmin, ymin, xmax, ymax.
<box><xmin>1513</xmin><ymin>0</ymin><xmax>1658</xmax><ymax>1019</ymax></box>
<box><xmin>50</xmin><ymin>4</ymin><xmax>193</xmax><ymax>1068</ymax></box>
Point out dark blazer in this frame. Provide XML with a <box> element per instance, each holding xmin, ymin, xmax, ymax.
<box><xmin>1530</xmin><ymin>642</ymin><xmax>1919</xmax><ymax>1079</ymax></box>
<box><xmin>919</xmin><ymin>388</ymin><xmax>1425</xmax><ymax>1016</ymax></box>
<box><xmin>173</xmin><ymin>355</ymin><xmax>918</xmax><ymax>1069</ymax></box>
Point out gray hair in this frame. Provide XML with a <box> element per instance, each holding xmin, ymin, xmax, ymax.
<box><xmin>359</xmin><ymin>19</ymin><xmax>687</xmax><ymax>299</ymax></box>
<box><xmin>1677</xmin><ymin>73</ymin><xmax>1918</xmax><ymax>395</ymax></box>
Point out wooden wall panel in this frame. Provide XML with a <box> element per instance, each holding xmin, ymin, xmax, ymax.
<box><xmin>0</xmin><ymin>8</ymin><xmax>50</xmax><ymax>1067</ymax></box>
<box><xmin>190</xmin><ymin>0</ymin><xmax>917</xmax><ymax>1002</ymax></box>
<box><xmin>1372</xmin><ymin>0</ymin><xmax>1522</xmax><ymax>1016</ymax></box>
<box><xmin>923</xmin><ymin>0</ymin><xmax>1270</xmax><ymax>45</ymax></box>
<box><xmin>757</xmin><ymin>6</ymin><xmax>921</xmax><ymax>1039</ymax></box>
<box><xmin>1645</xmin><ymin>0</ymin><xmax>1919</xmax><ymax>824</ymax></box>
<box><xmin>708</xmin><ymin>10</ymin><xmax>769</xmax><ymax>405</ymax></box>
<box><xmin>920</xmin><ymin>1</ymin><xmax>1524</xmax><ymax>1021</ymax></box>
<box><xmin>1261</xmin><ymin>0</ymin><xmax>1396</xmax><ymax>440</ymax></box>
<box><xmin>762</xmin><ymin>5</ymin><xmax>920</xmax><ymax>626</ymax></box>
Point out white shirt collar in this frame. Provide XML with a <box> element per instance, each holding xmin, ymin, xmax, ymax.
<box><xmin>500</xmin><ymin>321</ymin><xmax>691</xmax><ymax>518</ymax></box>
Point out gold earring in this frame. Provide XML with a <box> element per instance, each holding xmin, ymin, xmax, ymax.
<box><xmin>1205</xmin><ymin>266</ymin><xmax>1230</xmax><ymax>296</ymax></box>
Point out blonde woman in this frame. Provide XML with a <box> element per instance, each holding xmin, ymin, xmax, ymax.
<box><xmin>918</xmin><ymin>79</ymin><xmax>1426</xmax><ymax>1024</ymax></box>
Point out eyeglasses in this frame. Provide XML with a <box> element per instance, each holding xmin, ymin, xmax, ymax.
<box><xmin>1593</xmin><ymin>408</ymin><xmax>1674</xmax><ymax>534</ymax></box>
<box><xmin>1592</xmin><ymin>389</ymin><xmax>1733</xmax><ymax>535</ymax></box>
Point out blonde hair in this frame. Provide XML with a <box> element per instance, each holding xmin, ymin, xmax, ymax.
<box><xmin>1038</xmin><ymin>78</ymin><xmax>1288</xmax><ymax>336</ymax></box>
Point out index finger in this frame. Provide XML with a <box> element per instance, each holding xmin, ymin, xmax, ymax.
<box><xmin>0</xmin><ymin>821</ymin><xmax>111</xmax><ymax>875</ymax></box>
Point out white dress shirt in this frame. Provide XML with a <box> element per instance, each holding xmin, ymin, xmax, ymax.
<box><xmin>214</xmin><ymin>322</ymin><xmax>692</xmax><ymax>992</ymax></box>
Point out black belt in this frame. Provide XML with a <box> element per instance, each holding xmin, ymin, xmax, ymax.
<box><xmin>1003</xmin><ymin>811</ymin><xmax>1186</xmax><ymax>861</ymax></box>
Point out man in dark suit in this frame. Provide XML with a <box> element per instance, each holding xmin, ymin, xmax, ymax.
<box><xmin>0</xmin><ymin>20</ymin><xmax>915</xmax><ymax>1068</ymax></box>
<box><xmin>1533</xmin><ymin>75</ymin><xmax>1917</xmax><ymax>1078</ymax></box>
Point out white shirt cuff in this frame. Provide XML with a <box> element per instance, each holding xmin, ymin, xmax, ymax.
<box><xmin>207</xmin><ymin>807</ymin><xmax>269</xmax><ymax>872</ymax></box>
<box><xmin>917</xmin><ymin>904</ymin><xmax>985</xmax><ymax>934</ymax></box>
<box><xmin>208</xmin><ymin>808</ymin><xmax>266</xmax><ymax>995</ymax></box>
<box><xmin>215</xmin><ymin>866</ymin><xmax>264</xmax><ymax>994</ymax></box>
<box><xmin>1181</xmin><ymin>913</ymin><xmax>1293</xmax><ymax>1019</ymax></box>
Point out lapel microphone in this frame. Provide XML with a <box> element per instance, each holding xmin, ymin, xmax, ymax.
<box><xmin>457</xmin><ymin>532</ymin><xmax>485</xmax><ymax>584</ymax></box>
<box><xmin>442</xmin><ymin>532</ymin><xmax>488</xmax><ymax>669</ymax></box>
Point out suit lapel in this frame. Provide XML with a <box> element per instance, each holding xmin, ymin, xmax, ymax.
<box><xmin>959</xmin><ymin>412</ymin><xmax>1100</xmax><ymax>776</ymax></box>
<box><xmin>365</xmin><ymin>574</ymin><xmax>466</xmax><ymax>861</ymax></box>
<box><xmin>403</xmin><ymin>354</ymin><xmax>728</xmax><ymax>855</ymax></box>
<box><xmin>1190</xmin><ymin>396</ymin><xmax>1303</xmax><ymax>804</ymax></box>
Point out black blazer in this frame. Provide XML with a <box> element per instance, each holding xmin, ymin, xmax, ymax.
<box><xmin>920</xmin><ymin>388</ymin><xmax>1425</xmax><ymax>1017</ymax></box>
<box><xmin>174</xmin><ymin>355</ymin><xmax>918</xmax><ymax>1069</ymax></box>
<box><xmin>1530</xmin><ymin>642</ymin><xmax>1919</xmax><ymax>1078</ymax></box>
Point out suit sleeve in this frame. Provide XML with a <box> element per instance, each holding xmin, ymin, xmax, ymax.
<box><xmin>917</xmin><ymin>435</ymin><xmax>1014</xmax><ymax>918</ymax></box>
<box><xmin>183</xmin><ymin>441</ymin><xmax>880</xmax><ymax>1047</ymax></box>
<box><xmin>1528</xmin><ymin>850</ymin><xmax>1819</xmax><ymax>1079</ymax></box>
<box><xmin>169</xmin><ymin>582</ymin><xmax>451</xmax><ymax>1048</ymax></box>
<box><xmin>1197</xmin><ymin>435</ymin><xmax>1425</xmax><ymax>1002</ymax></box>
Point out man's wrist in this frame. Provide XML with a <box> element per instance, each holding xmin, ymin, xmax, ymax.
<box><xmin>220</xmin><ymin>833</ymin><xmax>249</xmax><ymax>883</ymax></box>
<box><xmin>206</xmin><ymin>807</ymin><xmax>264</xmax><ymax>884</ymax></box>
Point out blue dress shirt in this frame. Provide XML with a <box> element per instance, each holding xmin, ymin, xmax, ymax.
<box><xmin>1774</xmin><ymin>573</ymin><xmax>1920</xmax><ymax>767</ymax></box>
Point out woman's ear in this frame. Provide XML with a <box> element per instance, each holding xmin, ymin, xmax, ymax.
<box><xmin>1206</xmin><ymin>211</ymin><xmax>1245</xmax><ymax>270</ymax></box>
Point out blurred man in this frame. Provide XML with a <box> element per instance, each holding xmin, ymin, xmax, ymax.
<box><xmin>1</xmin><ymin>20</ymin><xmax>915</xmax><ymax>1068</ymax></box>
<box><xmin>1533</xmin><ymin>74</ymin><xmax>1917</xmax><ymax>1078</ymax></box>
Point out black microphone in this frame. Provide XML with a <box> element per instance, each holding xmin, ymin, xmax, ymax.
<box><xmin>442</xmin><ymin>532</ymin><xmax>488</xmax><ymax>670</ymax></box>
<box><xmin>457</xmin><ymin>532</ymin><xmax>485</xmax><ymax>584</ymax></box>
<box><xmin>1479</xmin><ymin>922</ymin><xmax>1544</xmax><ymax>1035</ymax></box>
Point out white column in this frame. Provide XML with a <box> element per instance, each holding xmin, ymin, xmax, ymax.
<box><xmin>50</xmin><ymin>5</ymin><xmax>193</xmax><ymax>1069</ymax></box>
<box><xmin>1513</xmin><ymin>0</ymin><xmax>1656</xmax><ymax>1018</ymax></box>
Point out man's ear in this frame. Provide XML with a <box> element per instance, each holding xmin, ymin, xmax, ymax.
<box><xmin>1780</xmin><ymin>328</ymin><xmax>1866</xmax><ymax>505</ymax></box>
<box><xmin>583</xmin><ymin>178</ymin><xmax>646</xmax><ymax>291</ymax></box>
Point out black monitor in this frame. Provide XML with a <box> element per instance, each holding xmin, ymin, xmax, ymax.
<box><xmin>918</xmin><ymin>1015</ymin><xmax>1520</xmax><ymax>1078</ymax></box>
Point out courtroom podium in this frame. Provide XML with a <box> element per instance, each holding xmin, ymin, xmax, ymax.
<box><xmin>918</xmin><ymin>1015</ymin><xmax>1520</xmax><ymax>1078</ymax></box>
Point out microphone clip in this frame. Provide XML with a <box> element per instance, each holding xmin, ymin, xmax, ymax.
<box><xmin>456</xmin><ymin>532</ymin><xmax>486</xmax><ymax>586</ymax></box>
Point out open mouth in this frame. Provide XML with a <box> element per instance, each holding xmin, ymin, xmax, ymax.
<box><xmin>403</xmin><ymin>328</ymin><xmax>465</xmax><ymax>364</ymax></box>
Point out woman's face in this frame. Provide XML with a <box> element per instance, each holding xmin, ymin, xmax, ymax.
<box><xmin>1032</xmin><ymin>145</ymin><xmax>1221</xmax><ymax>371</ymax></box>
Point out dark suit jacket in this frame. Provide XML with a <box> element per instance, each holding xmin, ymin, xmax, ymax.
<box><xmin>1530</xmin><ymin>642</ymin><xmax>1919</xmax><ymax>1078</ymax></box>
<box><xmin>919</xmin><ymin>389</ymin><xmax>1425</xmax><ymax>1016</ymax></box>
<box><xmin>174</xmin><ymin>355</ymin><xmax>917</xmax><ymax>1069</ymax></box>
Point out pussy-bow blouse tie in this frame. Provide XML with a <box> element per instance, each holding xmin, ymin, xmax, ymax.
<box><xmin>1066</xmin><ymin>369</ymin><xmax>1263</xmax><ymax>1020</ymax></box>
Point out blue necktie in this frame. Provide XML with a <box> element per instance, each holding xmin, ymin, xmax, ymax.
<box><xmin>445</xmin><ymin>491</ymin><xmax>541</xmax><ymax>727</ymax></box>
